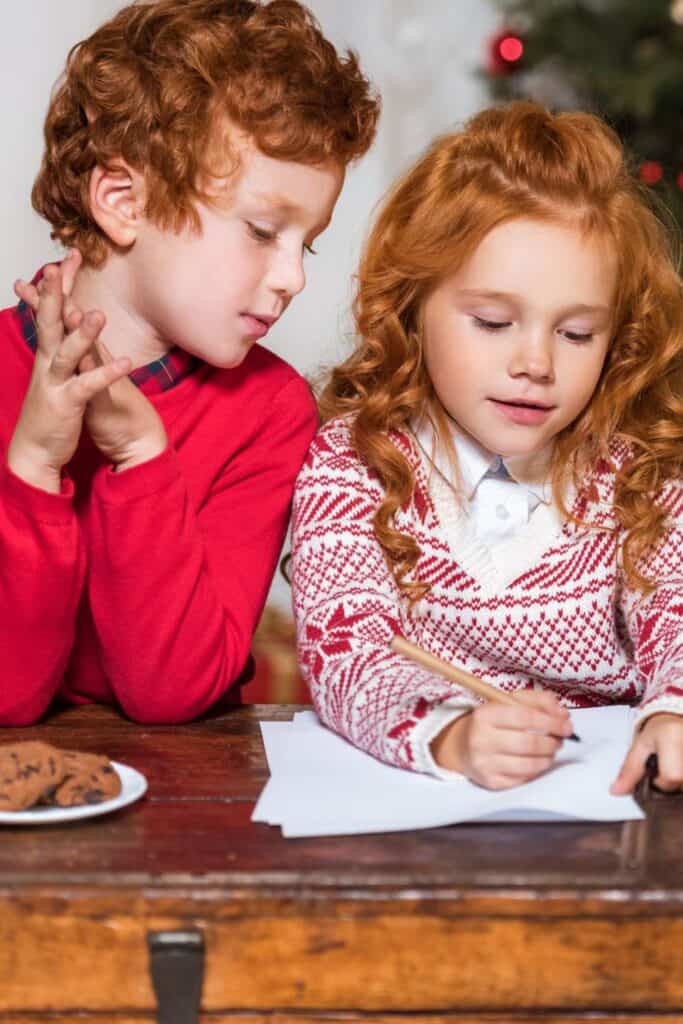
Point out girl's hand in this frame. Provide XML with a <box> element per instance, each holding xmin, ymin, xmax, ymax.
<box><xmin>8</xmin><ymin>262</ymin><xmax>132</xmax><ymax>493</ymax></box>
<box><xmin>430</xmin><ymin>689</ymin><xmax>574</xmax><ymax>790</ymax></box>
<box><xmin>610</xmin><ymin>712</ymin><xmax>683</xmax><ymax>795</ymax></box>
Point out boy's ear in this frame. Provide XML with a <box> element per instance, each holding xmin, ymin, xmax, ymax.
<box><xmin>88</xmin><ymin>162</ymin><xmax>147</xmax><ymax>247</ymax></box>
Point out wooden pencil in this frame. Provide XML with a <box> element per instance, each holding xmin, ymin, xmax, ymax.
<box><xmin>390</xmin><ymin>635</ymin><xmax>580</xmax><ymax>742</ymax></box>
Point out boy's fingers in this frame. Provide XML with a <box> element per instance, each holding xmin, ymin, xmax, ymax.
<box><xmin>49</xmin><ymin>310</ymin><xmax>105</xmax><ymax>383</ymax></box>
<box><xmin>13</xmin><ymin>279</ymin><xmax>40</xmax><ymax>312</ymax></box>
<box><xmin>88</xmin><ymin>339</ymin><xmax>105</xmax><ymax>367</ymax></box>
<box><xmin>97</xmin><ymin>338</ymin><xmax>114</xmax><ymax>360</ymax></box>
<box><xmin>60</xmin><ymin>249</ymin><xmax>82</xmax><ymax>298</ymax></box>
<box><xmin>61</xmin><ymin>250</ymin><xmax>83</xmax><ymax>324</ymax></box>
<box><xmin>95</xmin><ymin>338</ymin><xmax>128</xmax><ymax>377</ymax></box>
<box><xmin>71</xmin><ymin>357</ymin><xmax>132</xmax><ymax>403</ymax></box>
<box><xmin>64</xmin><ymin>297</ymin><xmax>82</xmax><ymax>323</ymax></box>
<box><xmin>79</xmin><ymin>352</ymin><xmax>98</xmax><ymax>373</ymax></box>
<box><xmin>93</xmin><ymin>338</ymin><xmax>136</xmax><ymax>398</ymax></box>
<box><xmin>16</xmin><ymin>272</ymin><xmax>82</xmax><ymax>332</ymax></box>
<box><xmin>65</xmin><ymin>307</ymin><xmax>84</xmax><ymax>334</ymax></box>
<box><xmin>34</xmin><ymin>265</ymin><xmax>67</xmax><ymax>353</ymax></box>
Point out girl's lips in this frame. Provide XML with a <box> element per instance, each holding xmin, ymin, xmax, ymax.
<box><xmin>489</xmin><ymin>398</ymin><xmax>555</xmax><ymax>425</ymax></box>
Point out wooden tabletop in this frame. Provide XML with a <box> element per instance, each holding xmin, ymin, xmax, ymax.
<box><xmin>1</xmin><ymin>703</ymin><xmax>682</xmax><ymax>1021</ymax></box>
<box><xmin>0</xmin><ymin>701</ymin><xmax>676</xmax><ymax>888</ymax></box>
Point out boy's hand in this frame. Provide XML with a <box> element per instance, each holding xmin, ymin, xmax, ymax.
<box><xmin>430</xmin><ymin>689</ymin><xmax>573</xmax><ymax>789</ymax></box>
<box><xmin>15</xmin><ymin>252</ymin><xmax>168</xmax><ymax>474</ymax></box>
<box><xmin>79</xmin><ymin>335</ymin><xmax>168</xmax><ymax>472</ymax></box>
<box><xmin>610</xmin><ymin>712</ymin><xmax>683</xmax><ymax>795</ymax></box>
<box><xmin>8</xmin><ymin>263</ymin><xmax>132</xmax><ymax>493</ymax></box>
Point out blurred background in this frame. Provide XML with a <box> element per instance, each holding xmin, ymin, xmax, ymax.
<box><xmin>2</xmin><ymin>1</ymin><xmax>681</xmax><ymax>701</ymax></box>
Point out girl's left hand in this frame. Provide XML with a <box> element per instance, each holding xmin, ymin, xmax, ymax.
<box><xmin>610</xmin><ymin>712</ymin><xmax>683</xmax><ymax>795</ymax></box>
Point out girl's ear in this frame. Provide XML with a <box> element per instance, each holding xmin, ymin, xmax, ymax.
<box><xmin>88</xmin><ymin>161</ymin><xmax>147</xmax><ymax>247</ymax></box>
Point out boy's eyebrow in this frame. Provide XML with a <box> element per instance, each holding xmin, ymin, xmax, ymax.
<box><xmin>247</xmin><ymin>189</ymin><xmax>334</xmax><ymax>236</ymax></box>
<box><xmin>457</xmin><ymin>289</ymin><xmax>610</xmax><ymax>315</ymax></box>
<box><xmin>248</xmin><ymin>191</ymin><xmax>302</xmax><ymax>213</ymax></box>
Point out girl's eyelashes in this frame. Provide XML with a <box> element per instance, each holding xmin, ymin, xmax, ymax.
<box><xmin>562</xmin><ymin>330</ymin><xmax>594</xmax><ymax>343</ymax></box>
<box><xmin>471</xmin><ymin>315</ymin><xmax>595</xmax><ymax>343</ymax></box>
<box><xmin>472</xmin><ymin>316</ymin><xmax>511</xmax><ymax>332</ymax></box>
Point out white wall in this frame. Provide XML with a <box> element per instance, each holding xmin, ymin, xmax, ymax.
<box><xmin>0</xmin><ymin>1</ymin><xmax>126</xmax><ymax>294</ymax></box>
<box><xmin>0</xmin><ymin>0</ymin><xmax>499</xmax><ymax>609</ymax></box>
<box><xmin>266</xmin><ymin>0</ymin><xmax>500</xmax><ymax>379</ymax></box>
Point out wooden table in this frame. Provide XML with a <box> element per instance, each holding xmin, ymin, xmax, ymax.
<box><xmin>1</xmin><ymin>703</ymin><xmax>681</xmax><ymax>1023</ymax></box>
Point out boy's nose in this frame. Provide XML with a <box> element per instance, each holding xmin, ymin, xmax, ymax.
<box><xmin>268</xmin><ymin>251</ymin><xmax>306</xmax><ymax>299</ymax></box>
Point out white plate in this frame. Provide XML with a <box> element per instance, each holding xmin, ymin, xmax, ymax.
<box><xmin>0</xmin><ymin>761</ymin><xmax>147</xmax><ymax>825</ymax></box>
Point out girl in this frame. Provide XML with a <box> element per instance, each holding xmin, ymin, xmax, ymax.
<box><xmin>290</xmin><ymin>101</ymin><xmax>683</xmax><ymax>794</ymax></box>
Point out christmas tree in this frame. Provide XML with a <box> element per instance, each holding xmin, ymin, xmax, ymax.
<box><xmin>483</xmin><ymin>0</ymin><xmax>683</xmax><ymax>234</ymax></box>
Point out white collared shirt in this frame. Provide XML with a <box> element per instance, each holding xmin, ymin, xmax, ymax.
<box><xmin>413</xmin><ymin>417</ymin><xmax>553</xmax><ymax>546</ymax></box>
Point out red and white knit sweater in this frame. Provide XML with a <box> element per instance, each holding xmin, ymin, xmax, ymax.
<box><xmin>291</xmin><ymin>417</ymin><xmax>683</xmax><ymax>776</ymax></box>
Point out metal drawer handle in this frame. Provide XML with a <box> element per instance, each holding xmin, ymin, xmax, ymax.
<box><xmin>148</xmin><ymin>930</ymin><xmax>205</xmax><ymax>1024</ymax></box>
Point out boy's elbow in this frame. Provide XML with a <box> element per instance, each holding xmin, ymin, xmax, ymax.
<box><xmin>0</xmin><ymin>706</ymin><xmax>47</xmax><ymax>728</ymax></box>
<box><xmin>117</xmin><ymin>664</ymin><xmax>245</xmax><ymax>725</ymax></box>
<box><xmin>123</xmin><ymin>708</ymin><xmax>194</xmax><ymax>726</ymax></box>
<box><xmin>119</xmin><ymin>693</ymin><xmax>212</xmax><ymax>726</ymax></box>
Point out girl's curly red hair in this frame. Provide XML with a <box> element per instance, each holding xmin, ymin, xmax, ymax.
<box><xmin>320</xmin><ymin>101</ymin><xmax>683</xmax><ymax>599</ymax></box>
<box><xmin>32</xmin><ymin>0</ymin><xmax>380</xmax><ymax>266</ymax></box>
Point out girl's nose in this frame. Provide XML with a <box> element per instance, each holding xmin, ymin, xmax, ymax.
<box><xmin>508</xmin><ymin>334</ymin><xmax>554</xmax><ymax>382</ymax></box>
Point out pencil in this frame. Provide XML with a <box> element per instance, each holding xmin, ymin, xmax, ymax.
<box><xmin>390</xmin><ymin>635</ymin><xmax>580</xmax><ymax>743</ymax></box>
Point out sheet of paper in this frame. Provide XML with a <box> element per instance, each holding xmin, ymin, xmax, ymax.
<box><xmin>252</xmin><ymin>705</ymin><xmax>644</xmax><ymax>838</ymax></box>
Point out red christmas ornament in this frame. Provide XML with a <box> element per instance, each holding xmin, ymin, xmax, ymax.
<box><xmin>487</xmin><ymin>28</ymin><xmax>525</xmax><ymax>76</ymax></box>
<box><xmin>639</xmin><ymin>161</ymin><xmax>664</xmax><ymax>185</ymax></box>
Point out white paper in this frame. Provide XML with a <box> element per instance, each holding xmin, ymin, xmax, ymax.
<box><xmin>252</xmin><ymin>705</ymin><xmax>644</xmax><ymax>838</ymax></box>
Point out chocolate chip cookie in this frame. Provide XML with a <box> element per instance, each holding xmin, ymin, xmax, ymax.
<box><xmin>0</xmin><ymin>742</ymin><xmax>65</xmax><ymax>811</ymax></box>
<box><xmin>48</xmin><ymin>750</ymin><xmax>122</xmax><ymax>807</ymax></box>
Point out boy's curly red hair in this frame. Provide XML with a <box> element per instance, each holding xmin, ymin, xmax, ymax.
<box><xmin>320</xmin><ymin>101</ymin><xmax>683</xmax><ymax>598</ymax></box>
<box><xmin>32</xmin><ymin>0</ymin><xmax>380</xmax><ymax>266</ymax></box>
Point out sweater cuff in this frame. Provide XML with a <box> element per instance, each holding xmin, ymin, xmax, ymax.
<box><xmin>634</xmin><ymin>694</ymin><xmax>683</xmax><ymax>731</ymax></box>
<box><xmin>410</xmin><ymin>699</ymin><xmax>475</xmax><ymax>780</ymax></box>
<box><xmin>0</xmin><ymin>458</ymin><xmax>75</xmax><ymax>524</ymax></box>
<box><xmin>91</xmin><ymin>445</ymin><xmax>179</xmax><ymax>504</ymax></box>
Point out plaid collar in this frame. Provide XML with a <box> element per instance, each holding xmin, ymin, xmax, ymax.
<box><xmin>15</xmin><ymin>267</ymin><xmax>200</xmax><ymax>395</ymax></box>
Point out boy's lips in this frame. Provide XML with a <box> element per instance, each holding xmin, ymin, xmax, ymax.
<box><xmin>489</xmin><ymin>396</ymin><xmax>556</xmax><ymax>426</ymax></box>
<box><xmin>240</xmin><ymin>312</ymin><xmax>279</xmax><ymax>338</ymax></box>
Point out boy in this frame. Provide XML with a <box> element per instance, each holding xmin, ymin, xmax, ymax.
<box><xmin>0</xmin><ymin>0</ymin><xmax>379</xmax><ymax>725</ymax></box>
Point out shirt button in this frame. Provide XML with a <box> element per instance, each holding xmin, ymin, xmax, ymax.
<box><xmin>496</xmin><ymin>504</ymin><xmax>509</xmax><ymax>519</ymax></box>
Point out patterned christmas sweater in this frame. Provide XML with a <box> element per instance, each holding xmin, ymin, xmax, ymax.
<box><xmin>290</xmin><ymin>417</ymin><xmax>683</xmax><ymax>776</ymax></box>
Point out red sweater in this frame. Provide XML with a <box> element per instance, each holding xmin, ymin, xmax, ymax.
<box><xmin>0</xmin><ymin>300</ymin><xmax>317</xmax><ymax>725</ymax></box>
